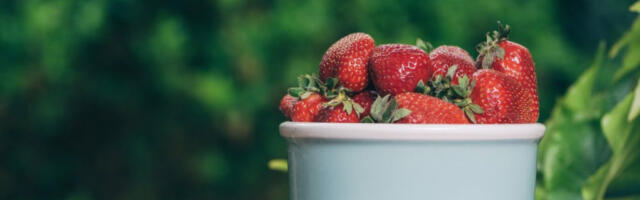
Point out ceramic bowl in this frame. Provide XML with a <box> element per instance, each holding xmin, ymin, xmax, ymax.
<box><xmin>280</xmin><ymin>122</ymin><xmax>545</xmax><ymax>200</ymax></box>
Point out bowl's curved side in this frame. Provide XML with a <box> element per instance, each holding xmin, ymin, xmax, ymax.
<box><xmin>286</xmin><ymin>138</ymin><xmax>539</xmax><ymax>200</ymax></box>
<box><xmin>279</xmin><ymin>122</ymin><xmax>545</xmax><ymax>141</ymax></box>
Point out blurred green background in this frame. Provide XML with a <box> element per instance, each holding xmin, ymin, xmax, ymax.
<box><xmin>0</xmin><ymin>0</ymin><xmax>638</xmax><ymax>199</ymax></box>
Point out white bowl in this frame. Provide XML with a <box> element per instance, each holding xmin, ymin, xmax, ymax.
<box><xmin>280</xmin><ymin>122</ymin><xmax>545</xmax><ymax>200</ymax></box>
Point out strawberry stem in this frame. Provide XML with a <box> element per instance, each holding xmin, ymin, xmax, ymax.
<box><xmin>476</xmin><ymin>21</ymin><xmax>510</xmax><ymax>69</ymax></box>
<box><xmin>368</xmin><ymin>94</ymin><xmax>411</xmax><ymax>123</ymax></box>
<box><xmin>496</xmin><ymin>21</ymin><xmax>510</xmax><ymax>40</ymax></box>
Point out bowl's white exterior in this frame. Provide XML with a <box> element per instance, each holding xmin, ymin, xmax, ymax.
<box><xmin>280</xmin><ymin>122</ymin><xmax>545</xmax><ymax>200</ymax></box>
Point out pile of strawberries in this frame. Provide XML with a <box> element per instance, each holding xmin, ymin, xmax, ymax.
<box><xmin>280</xmin><ymin>22</ymin><xmax>539</xmax><ymax>124</ymax></box>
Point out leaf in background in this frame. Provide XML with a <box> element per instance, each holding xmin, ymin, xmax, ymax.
<box><xmin>582</xmin><ymin>93</ymin><xmax>640</xmax><ymax>200</ymax></box>
<box><xmin>564</xmin><ymin>42</ymin><xmax>607</xmax><ymax>117</ymax></box>
<box><xmin>606</xmin><ymin>165</ymin><xmax>640</xmax><ymax>198</ymax></box>
<box><xmin>539</xmin><ymin>43</ymin><xmax>606</xmax><ymax>157</ymax></box>
<box><xmin>631</xmin><ymin>1</ymin><xmax>640</xmax><ymax>13</ymax></box>
<box><xmin>537</xmin><ymin>44</ymin><xmax>612</xmax><ymax>200</ymax></box>
<box><xmin>268</xmin><ymin>159</ymin><xmax>288</xmax><ymax>172</ymax></box>
<box><xmin>629</xmin><ymin>81</ymin><xmax>640</xmax><ymax>121</ymax></box>
<box><xmin>611</xmin><ymin>13</ymin><xmax>640</xmax><ymax>82</ymax></box>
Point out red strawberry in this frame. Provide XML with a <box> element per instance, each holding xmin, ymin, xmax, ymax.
<box><xmin>429</xmin><ymin>45</ymin><xmax>476</xmax><ymax>84</ymax></box>
<box><xmin>477</xmin><ymin>22</ymin><xmax>539</xmax><ymax>122</ymax></box>
<box><xmin>279</xmin><ymin>94</ymin><xmax>298</xmax><ymax>118</ymax></box>
<box><xmin>291</xmin><ymin>93</ymin><xmax>326</xmax><ymax>122</ymax></box>
<box><xmin>395</xmin><ymin>92</ymin><xmax>470</xmax><ymax>124</ymax></box>
<box><xmin>314</xmin><ymin>105</ymin><xmax>359</xmax><ymax>123</ymax></box>
<box><xmin>352</xmin><ymin>90</ymin><xmax>377</xmax><ymax>119</ymax></box>
<box><xmin>369</xmin><ymin>44</ymin><xmax>431</xmax><ymax>95</ymax></box>
<box><xmin>470</xmin><ymin>69</ymin><xmax>533</xmax><ymax>123</ymax></box>
<box><xmin>319</xmin><ymin>32</ymin><xmax>375</xmax><ymax>92</ymax></box>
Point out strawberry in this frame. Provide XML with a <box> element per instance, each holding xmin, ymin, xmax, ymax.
<box><xmin>315</xmin><ymin>87</ymin><xmax>366</xmax><ymax>122</ymax></box>
<box><xmin>363</xmin><ymin>93</ymin><xmax>468</xmax><ymax>124</ymax></box>
<box><xmin>279</xmin><ymin>94</ymin><xmax>298</xmax><ymax>118</ymax></box>
<box><xmin>369</xmin><ymin>44</ymin><xmax>431</xmax><ymax>95</ymax></box>
<box><xmin>476</xmin><ymin>22</ymin><xmax>539</xmax><ymax>122</ymax></box>
<box><xmin>470</xmin><ymin>69</ymin><xmax>533</xmax><ymax>123</ymax></box>
<box><xmin>314</xmin><ymin>104</ymin><xmax>360</xmax><ymax>123</ymax></box>
<box><xmin>352</xmin><ymin>90</ymin><xmax>377</xmax><ymax>119</ymax></box>
<box><xmin>286</xmin><ymin>74</ymin><xmax>332</xmax><ymax>122</ymax></box>
<box><xmin>319</xmin><ymin>32</ymin><xmax>375</xmax><ymax>92</ymax></box>
<box><xmin>291</xmin><ymin>93</ymin><xmax>326</xmax><ymax>122</ymax></box>
<box><xmin>429</xmin><ymin>45</ymin><xmax>476</xmax><ymax>84</ymax></box>
<box><xmin>414</xmin><ymin>67</ymin><xmax>484</xmax><ymax>123</ymax></box>
<box><xmin>395</xmin><ymin>92</ymin><xmax>469</xmax><ymax>124</ymax></box>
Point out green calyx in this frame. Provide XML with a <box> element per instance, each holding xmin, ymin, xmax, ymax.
<box><xmin>324</xmin><ymin>90</ymin><xmax>365</xmax><ymax>117</ymax></box>
<box><xmin>476</xmin><ymin>21</ymin><xmax>511</xmax><ymax>69</ymax></box>
<box><xmin>416</xmin><ymin>38</ymin><xmax>434</xmax><ymax>53</ymax></box>
<box><xmin>362</xmin><ymin>94</ymin><xmax>411</xmax><ymax>123</ymax></box>
<box><xmin>287</xmin><ymin>74</ymin><xmax>350</xmax><ymax>100</ymax></box>
<box><xmin>288</xmin><ymin>74</ymin><xmax>364</xmax><ymax>116</ymax></box>
<box><xmin>414</xmin><ymin>65</ymin><xmax>484</xmax><ymax>123</ymax></box>
<box><xmin>287</xmin><ymin>74</ymin><xmax>323</xmax><ymax>100</ymax></box>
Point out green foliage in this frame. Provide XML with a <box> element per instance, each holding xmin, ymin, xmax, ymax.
<box><xmin>610</xmin><ymin>8</ymin><xmax>640</xmax><ymax>82</ymax></box>
<box><xmin>537</xmin><ymin>44</ymin><xmax>611</xmax><ymax>200</ymax></box>
<box><xmin>582</xmin><ymin>92</ymin><xmax>640</xmax><ymax>199</ymax></box>
<box><xmin>537</xmin><ymin>3</ymin><xmax>640</xmax><ymax>199</ymax></box>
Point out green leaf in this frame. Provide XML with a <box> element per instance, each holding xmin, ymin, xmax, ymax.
<box><xmin>416</xmin><ymin>38</ymin><xmax>433</xmax><ymax>52</ymax></box>
<box><xmin>464</xmin><ymin>108</ymin><xmax>476</xmax><ymax>124</ymax></box>
<box><xmin>326</xmin><ymin>77</ymin><xmax>338</xmax><ymax>89</ymax></box>
<box><xmin>606</xmin><ymin>164</ymin><xmax>640</xmax><ymax>198</ymax></box>
<box><xmin>415</xmin><ymin>80</ymin><xmax>427</xmax><ymax>94</ymax></box>
<box><xmin>288</xmin><ymin>88</ymin><xmax>304</xmax><ymax>97</ymax></box>
<box><xmin>446</xmin><ymin>65</ymin><xmax>458</xmax><ymax>78</ymax></box>
<box><xmin>613</xmin><ymin>41</ymin><xmax>640</xmax><ymax>82</ymax></box>
<box><xmin>611</xmin><ymin>17</ymin><xmax>640</xmax><ymax>81</ymax></box>
<box><xmin>452</xmin><ymin>86</ymin><xmax>465</xmax><ymax>97</ymax></box>
<box><xmin>631</xmin><ymin>1</ymin><xmax>640</xmax><ymax>13</ymax></box>
<box><xmin>540</xmin><ymin>107</ymin><xmax>611</xmax><ymax>200</ymax></box>
<box><xmin>297</xmin><ymin>75</ymin><xmax>307</xmax><ymax>88</ymax></box>
<box><xmin>392</xmin><ymin>108</ymin><xmax>411</xmax><ymax>122</ymax></box>
<box><xmin>481</xmin><ymin>50</ymin><xmax>495</xmax><ymax>69</ymax></box>
<box><xmin>629</xmin><ymin>81</ymin><xmax>640</xmax><ymax>121</ymax></box>
<box><xmin>609</xmin><ymin>29</ymin><xmax>633</xmax><ymax>58</ymax></box>
<box><xmin>369</xmin><ymin>95</ymin><xmax>390</xmax><ymax>122</ymax></box>
<box><xmin>537</xmin><ymin>44</ymin><xmax>611</xmax><ymax>200</ymax></box>
<box><xmin>564</xmin><ymin>42</ymin><xmax>606</xmax><ymax>113</ymax></box>
<box><xmin>469</xmin><ymin>104</ymin><xmax>484</xmax><ymax>114</ymax></box>
<box><xmin>300</xmin><ymin>91</ymin><xmax>312</xmax><ymax>99</ymax></box>
<box><xmin>583</xmin><ymin>94</ymin><xmax>640</xmax><ymax>200</ymax></box>
<box><xmin>268</xmin><ymin>159</ymin><xmax>288</xmax><ymax>172</ymax></box>
<box><xmin>495</xmin><ymin>46</ymin><xmax>505</xmax><ymax>59</ymax></box>
<box><xmin>382</xmin><ymin>99</ymin><xmax>398</xmax><ymax>123</ymax></box>
<box><xmin>361</xmin><ymin>116</ymin><xmax>374</xmax><ymax>123</ymax></box>
<box><xmin>343</xmin><ymin>101</ymin><xmax>353</xmax><ymax>114</ymax></box>
<box><xmin>458</xmin><ymin>75</ymin><xmax>469</xmax><ymax>88</ymax></box>
<box><xmin>353</xmin><ymin>102</ymin><xmax>365</xmax><ymax>115</ymax></box>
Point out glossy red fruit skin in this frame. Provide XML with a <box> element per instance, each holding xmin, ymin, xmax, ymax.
<box><xmin>369</xmin><ymin>44</ymin><xmax>431</xmax><ymax>95</ymax></box>
<box><xmin>470</xmin><ymin>69</ymin><xmax>533</xmax><ymax>124</ymax></box>
<box><xmin>279</xmin><ymin>94</ymin><xmax>298</xmax><ymax>118</ymax></box>
<box><xmin>314</xmin><ymin>105</ymin><xmax>359</xmax><ymax>123</ymax></box>
<box><xmin>395</xmin><ymin>92</ymin><xmax>469</xmax><ymax>124</ymax></box>
<box><xmin>352</xmin><ymin>90</ymin><xmax>377</xmax><ymax>119</ymax></box>
<box><xmin>429</xmin><ymin>45</ymin><xmax>476</xmax><ymax>84</ymax></box>
<box><xmin>291</xmin><ymin>93</ymin><xmax>326</xmax><ymax>122</ymax></box>
<box><xmin>477</xmin><ymin>41</ymin><xmax>539</xmax><ymax>122</ymax></box>
<box><xmin>319</xmin><ymin>33</ymin><xmax>375</xmax><ymax>92</ymax></box>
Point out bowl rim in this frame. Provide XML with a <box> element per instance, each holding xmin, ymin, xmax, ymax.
<box><xmin>280</xmin><ymin>122</ymin><xmax>545</xmax><ymax>141</ymax></box>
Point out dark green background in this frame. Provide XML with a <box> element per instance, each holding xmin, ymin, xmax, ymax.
<box><xmin>0</xmin><ymin>0</ymin><xmax>637</xmax><ymax>199</ymax></box>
